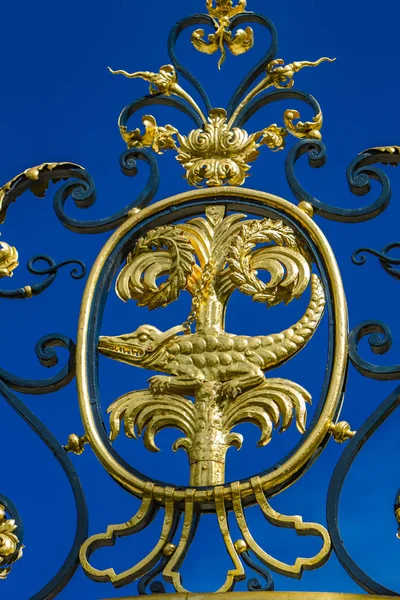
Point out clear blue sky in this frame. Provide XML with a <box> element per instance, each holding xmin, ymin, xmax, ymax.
<box><xmin>1</xmin><ymin>0</ymin><xmax>400</xmax><ymax>598</ymax></box>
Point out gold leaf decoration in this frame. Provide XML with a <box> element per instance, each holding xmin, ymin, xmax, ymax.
<box><xmin>0</xmin><ymin>505</ymin><xmax>23</xmax><ymax>580</ymax></box>
<box><xmin>0</xmin><ymin>162</ymin><xmax>83</xmax><ymax>224</ymax></box>
<box><xmin>109</xmin><ymin>64</ymin><xmax>178</xmax><ymax>96</ymax></box>
<box><xmin>176</xmin><ymin>108</ymin><xmax>260</xmax><ymax>186</ymax></box>
<box><xmin>191</xmin><ymin>0</ymin><xmax>252</xmax><ymax>69</ymax></box>
<box><xmin>107</xmin><ymin>389</ymin><xmax>196</xmax><ymax>451</ymax></box>
<box><xmin>267</xmin><ymin>57</ymin><xmax>335</xmax><ymax>90</ymax></box>
<box><xmin>206</xmin><ymin>0</ymin><xmax>248</xmax><ymax>19</ymax></box>
<box><xmin>223</xmin><ymin>379</ymin><xmax>312</xmax><ymax>446</ymax></box>
<box><xmin>120</xmin><ymin>115</ymin><xmax>178</xmax><ymax>154</ymax></box>
<box><xmin>111</xmin><ymin>54</ymin><xmax>335</xmax><ymax>187</ymax></box>
<box><xmin>0</xmin><ymin>242</ymin><xmax>19</xmax><ymax>278</ymax></box>
<box><xmin>260</xmin><ymin>125</ymin><xmax>288</xmax><ymax>151</ymax></box>
<box><xmin>227</xmin><ymin>218</ymin><xmax>311</xmax><ymax>306</ymax></box>
<box><xmin>284</xmin><ymin>109</ymin><xmax>323</xmax><ymax>141</ymax></box>
<box><xmin>116</xmin><ymin>225</ymin><xmax>195</xmax><ymax>309</ymax></box>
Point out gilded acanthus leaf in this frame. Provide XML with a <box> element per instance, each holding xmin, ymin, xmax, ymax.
<box><xmin>284</xmin><ymin>109</ymin><xmax>323</xmax><ymax>141</ymax></box>
<box><xmin>109</xmin><ymin>64</ymin><xmax>178</xmax><ymax>96</ymax></box>
<box><xmin>206</xmin><ymin>0</ymin><xmax>248</xmax><ymax>19</ymax></box>
<box><xmin>192</xmin><ymin>22</ymin><xmax>253</xmax><ymax>70</ymax></box>
<box><xmin>120</xmin><ymin>115</ymin><xmax>178</xmax><ymax>154</ymax></box>
<box><xmin>116</xmin><ymin>225</ymin><xmax>195</xmax><ymax>309</ymax></box>
<box><xmin>177</xmin><ymin>108</ymin><xmax>260</xmax><ymax>186</ymax></box>
<box><xmin>112</xmin><ymin>52</ymin><xmax>335</xmax><ymax>187</ymax></box>
<box><xmin>260</xmin><ymin>125</ymin><xmax>288</xmax><ymax>151</ymax></box>
<box><xmin>267</xmin><ymin>57</ymin><xmax>335</xmax><ymax>90</ymax></box>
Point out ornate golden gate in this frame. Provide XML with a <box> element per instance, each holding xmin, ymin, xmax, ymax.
<box><xmin>1</xmin><ymin>1</ymin><xmax>399</xmax><ymax>598</ymax></box>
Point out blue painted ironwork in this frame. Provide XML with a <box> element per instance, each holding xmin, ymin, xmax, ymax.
<box><xmin>285</xmin><ymin>141</ymin><xmax>399</xmax><ymax>222</ymax></box>
<box><xmin>353</xmin><ymin>243</ymin><xmax>400</xmax><ymax>280</ymax></box>
<box><xmin>168</xmin><ymin>14</ymin><xmax>213</xmax><ymax>115</ymax></box>
<box><xmin>0</xmin><ymin>492</ymin><xmax>24</xmax><ymax>569</ymax></box>
<box><xmin>137</xmin><ymin>556</ymin><xmax>168</xmax><ymax>595</ymax></box>
<box><xmin>53</xmin><ymin>149</ymin><xmax>159</xmax><ymax>234</ymax></box>
<box><xmin>227</xmin><ymin>13</ymin><xmax>278</xmax><ymax>118</ymax></box>
<box><xmin>235</xmin><ymin>89</ymin><xmax>321</xmax><ymax>130</ymax></box>
<box><xmin>2</xmin><ymin>4</ymin><xmax>400</xmax><ymax>598</ymax></box>
<box><xmin>0</xmin><ymin>334</ymin><xmax>76</xmax><ymax>395</ymax></box>
<box><xmin>0</xmin><ymin>256</ymin><xmax>86</xmax><ymax>300</ymax></box>
<box><xmin>0</xmin><ymin>150</ymin><xmax>160</xmax><ymax>237</ymax></box>
<box><xmin>349</xmin><ymin>320</ymin><xmax>400</xmax><ymax>381</ymax></box>
<box><xmin>327</xmin><ymin>384</ymin><xmax>400</xmax><ymax>596</ymax></box>
<box><xmin>0</xmin><ymin>164</ymin><xmax>88</xmax><ymax>225</ymax></box>
<box><xmin>242</xmin><ymin>551</ymin><xmax>275</xmax><ymax>592</ymax></box>
<box><xmin>168</xmin><ymin>11</ymin><xmax>278</xmax><ymax>121</ymax></box>
<box><xmin>0</xmin><ymin>378</ymin><xmax>88</xmax><ymax>600</ymax></box>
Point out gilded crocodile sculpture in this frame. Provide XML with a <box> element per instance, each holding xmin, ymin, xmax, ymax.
<box><xmin>99</xmin><ymin>274</ymin><xmax>325</xmax><ymax>399</ymax></box>
<box><xmin>98</xmin><ymin>210</ymin><xmax>326</xmax><ymax>486</ymax></box>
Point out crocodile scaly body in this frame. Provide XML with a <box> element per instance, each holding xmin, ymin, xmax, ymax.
<box><xmin>99</xmin><ymin>274</ymin><xmax>325</xmax><ymax>398</ymax></box>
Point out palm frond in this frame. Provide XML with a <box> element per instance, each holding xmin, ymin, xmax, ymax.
<box><xmin>223</xmin><ymin>379</ymin><xmax>312</xmax><ymax>447</ymax></box>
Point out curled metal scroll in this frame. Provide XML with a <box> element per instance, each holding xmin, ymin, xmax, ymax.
<box><xmin>0</xmin><ymin>494</ymin><xmax>23</xmax><ymax>545</ymax></box>
<box><xmin>0</xmin><ymin>153</ymin><xmax>160</xmax><ymax>237</ymax></box>
<box><xmin>285</xmin><ymin>141</ymin><xmax>398</xmax><ymax>222</ymax></box>
<box><xmin>227</xmin><ymin>13</ymin><xmax>278</xmax><ymax>118</ymax></box>
<box><xmin>0</xmin><ymin>255</ymin><xmax>86</xmax><ymax>300</ymax></box>
<box><xmin>168</xmin><ymin>14</ymin><xmax>213</xmax><ymax>114</ymax></box>
<box><xmin>0</xmin><ymin>334</ymin><xmax>76</xmax><ymax>395</ymax></box>
<box><xmin>0</xmin><ymin>492</ymin><xmax>24</xmax><ymax>578</ymax></box>
<box><xmin>0</xmin><ymin>379</ymin><xmax>88</xmax><ymax>599</ymax></box>
<box><xmin>327</xmin><ymin>384</ymin><xmax>400</xmax><ymax>596</ymax></box>
<box><xmin>119</xmin><ymin>95</ymin><xmax>204</xmax><ymax>133</ymax></box>
<box><xmin>235</xmin><ymin>88</ymin><xmax>321</xmax><ymax>130</ymax></box>
<box><xmin>0</xmin><ymin>164</ymin><xmax>87</xmax><ymax>225</ymax></box>
<box><xmin>137</xmin><ymin>556</ymin><xmax>168</xmax><ymax>595</ymax></box>
<box><xmin>349</xmin><ymin>320</ymin><xmax>400</xmax><ymax>381</ymax></box>
<box><xmin>241</xmin><ymin>550</ymin><xmax>275</xmax><ymax>592</ymax></box>
<box><xmin>352</xmin><ymin>243</ymin><xmax>400</xmax><ymax>280</ymax></box>
<box><xmin>168</xmin><ymin>11</ymin><xmax>279</xmax><ymax>125</ymax></box>
<box><xmin>53</xmin><ymin>149</ymin><xmax>159</xmax><ymax>234</ymax></box>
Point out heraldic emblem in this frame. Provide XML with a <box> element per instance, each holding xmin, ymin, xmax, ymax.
<box><xmin>100</xmin><ymin>206</ymin><xmax>325</xmax><ymax>487</ymax></box>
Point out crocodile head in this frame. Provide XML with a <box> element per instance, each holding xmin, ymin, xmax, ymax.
<box><xmin>98</xmin><ymin>324</ymin><xmax>185</xmax><ymax>370</ymax></box>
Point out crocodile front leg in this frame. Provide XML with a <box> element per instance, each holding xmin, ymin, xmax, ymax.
<box><xmin>149</xmin><ymin>367</ymin><xmax>205</xmax><ymax>395</ymax></box>
<box><xmin>220</xmin><ymin>365</ymin><xmax>265</xmax><ymax>399</ymax></box>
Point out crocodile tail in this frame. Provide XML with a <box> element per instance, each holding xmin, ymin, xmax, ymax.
<box><xmin>259</xmin><ymin>274</ymin><xmax>326</xmax><ymax>371</ymax></box>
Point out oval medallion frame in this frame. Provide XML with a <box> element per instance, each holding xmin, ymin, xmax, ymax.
<box><xmin>76</xmin><ymin>187</ymin><xmax>348</xmax><ymax>510</ymax></box>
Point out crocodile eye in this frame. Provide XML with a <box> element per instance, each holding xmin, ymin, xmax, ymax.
<box><xmin>138</xmin><ymin>334</ymin><xmax>149</xmax><ymax>343</ymax></box>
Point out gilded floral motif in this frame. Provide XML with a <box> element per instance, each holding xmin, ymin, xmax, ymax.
<box><xmin>0</xmin><ymin>504</ymin><xmax>23</xmax><ymax>579</ymax></box>
<box><xmin>176</xmin><ymin>109</ymin><xmax>259</xmax><ymax>186</ymax></box>
<box><xmin>0</xmin><ymin>241</ymin><xmax>19</xmax><ymax>278</ymax></box>
<box><xmin>192</xmin><ymin>1</ymin><xmax>252</xmax><ymax>69</ymax></box>
<box><xmin>110</xmin><ymin>56</ymin><xmax>334</xmax><ymax>187</ymax></box>
<box><xmin>120</xmin><ymin>116</ymin><xmax>178</xmax><ymax>154</ymax></box>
